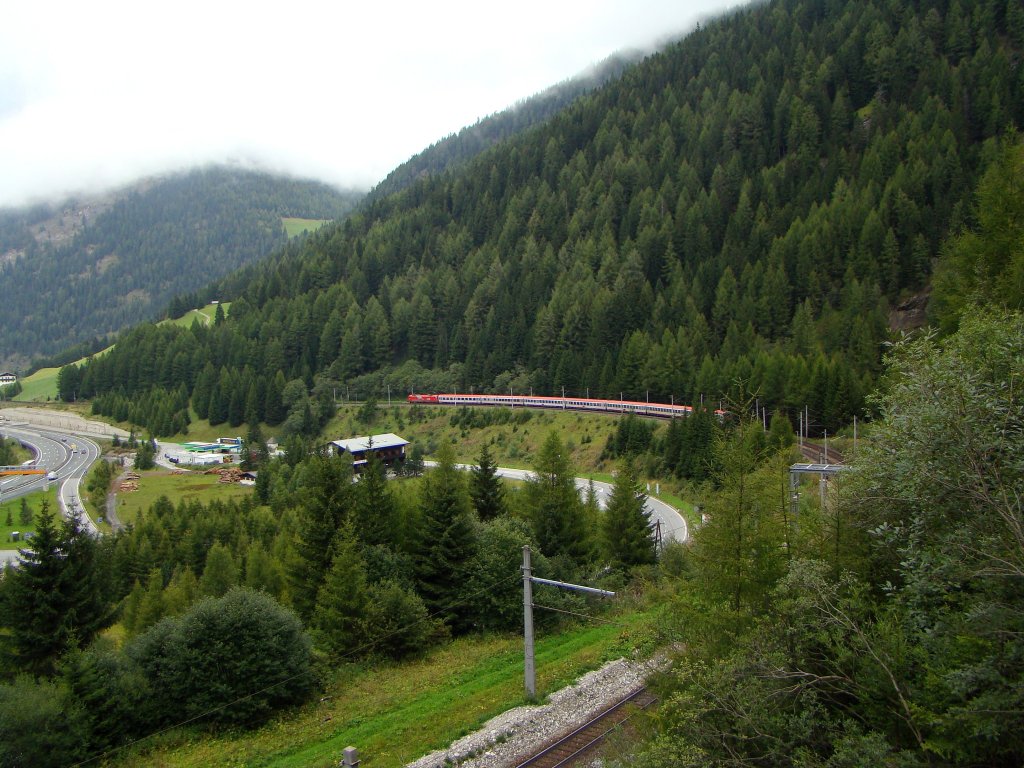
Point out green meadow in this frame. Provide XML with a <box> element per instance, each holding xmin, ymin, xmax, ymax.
<box><xmin>283</xmin><ymin>217</ymin><xmax>332</xmax><ymax>237</ymax></box>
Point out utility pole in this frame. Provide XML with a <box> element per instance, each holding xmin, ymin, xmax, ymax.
<box><xmin>523</xmin><ymin>546</ymin><xmax>535</xmax><ymax>698</ymax></box>
<box><xmin>522</xmin><ymin>546</ymin><xmax>614</xmax><ymax>698</ymax></box>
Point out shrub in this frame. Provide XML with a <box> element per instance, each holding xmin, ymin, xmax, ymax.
<box><xmin>127</xmin><ymin>588</ymin><xmax>314</xmax><ymax>727</ymax></box>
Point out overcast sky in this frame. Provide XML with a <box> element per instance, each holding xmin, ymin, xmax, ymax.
<box><xmin>0</xmin><ymin>0</ymin><xmax>741</xmax><ymax>208</ymax></box>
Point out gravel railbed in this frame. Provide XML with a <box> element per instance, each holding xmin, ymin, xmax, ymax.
<box><xmin>405</xmin><ymin>656</ymin><xmax>656</xmax><ymax>768</ymax></box>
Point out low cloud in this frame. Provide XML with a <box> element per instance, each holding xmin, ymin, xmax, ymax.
<box><xmin>0</xmin><ymin>0</ymin><xmax>739</xmax><ymax>207</ymax></box>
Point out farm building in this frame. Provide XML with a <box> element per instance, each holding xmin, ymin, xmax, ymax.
<box><xmin>0</xmin><ymin>373</ymin><xmax>17</xmax><ymax>386</ymax></box>
<box><xmin>327</xmin><ymin>433</ymin><xmax>409</xmax><ymax>470</ymax></box>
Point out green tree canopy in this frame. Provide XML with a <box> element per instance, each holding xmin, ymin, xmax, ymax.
<box><xmin>932</xmin><ymin>137</ymin><xmax>1024</xmax><ymax>332</ymax></box>
<box><xmin>0</xmin><ymin>504</ymin><xmax>113</xmax><ymax>675</ymax></box>
<box><xmin>127</xmin><ymin>588</ymin><xmax>313</xmax><ymax>728</ymax></box>
<box><xmin>602</xmin><ymin>460</ymin><xmax>657</xmax><ymax>572</ymax></box>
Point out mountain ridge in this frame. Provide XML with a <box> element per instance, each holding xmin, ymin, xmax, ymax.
<box><xmin>0</xmin><ymin>166</ymin><xmax>362</xmax><ymax>371</ymax></box>
<box><xmin>61</xmin><ymin>0</ymin><xmax>1024</xmax><ymax>441</ymax></box>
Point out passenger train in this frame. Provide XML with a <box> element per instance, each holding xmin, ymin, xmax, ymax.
<box><xmin>406</xmin><ymin>392</ymin><xmax>725</xmax><ymax>419</ymax></box>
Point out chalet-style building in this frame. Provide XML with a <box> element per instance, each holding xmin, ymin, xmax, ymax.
<box><xmin>326</xmin><ymin>433</ymin><xmax>409</xmax><ymax>470</ymax></box>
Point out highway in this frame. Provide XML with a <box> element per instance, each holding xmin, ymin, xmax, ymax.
<box><xmin>0</xmin><ymin>421</ymin><xmax>101</xmax><ymax>566</ymax></box>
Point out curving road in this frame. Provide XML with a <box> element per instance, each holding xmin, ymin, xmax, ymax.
<box><xmin>0</xmin><ymin>422</ymin><xmax>101</xmax><ymax>566</ymax></box>
<box><xmin>428</xmin><ymin>461</ymin><xmax>689</xmax><ymax>544</ymax></box>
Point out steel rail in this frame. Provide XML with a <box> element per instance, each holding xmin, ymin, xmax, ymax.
<box><xmin>512</xmin><ymin>686</ymin><xmax>656</xmax><ymax>768</ymax></box>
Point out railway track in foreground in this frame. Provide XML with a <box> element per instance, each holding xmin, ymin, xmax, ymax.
<box><xmin>512</xmin><ymin>687</ymin><xmax>657</xmax><ymax>768</ymax></box>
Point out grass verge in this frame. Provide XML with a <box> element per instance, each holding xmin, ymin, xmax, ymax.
<box><xmin>0</xmin><ymin>488</ymin><xmax>59</xmax><ymax>549</ymax></box>
<box><xmin>115</xmin><ymin>610</ymin><xmax>655</xmax><ymax>767</ymax></box>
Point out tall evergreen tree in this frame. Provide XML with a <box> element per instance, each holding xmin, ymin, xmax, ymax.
<box><xmin>526</xmin><ymin>431</ymin><xmax>590</xmax><ymax>567</ymax></box>
<box><xmin>693</xmin><ymin>420</ymin><xmax>786</xmax><ymax>613</ymax></box>
<box><xmin>602</xmin><ymin>460</ymin><xmax>657</xmax><ymax>572</ymax></box>
<box><xmin>311</xmin><ymin>524</ymin><xmax>368</xmax><ymax>659</ymax></box>
<box><xmin>412</xmin><ymin>444</ymin><xmax>477</xmax><ymax>631</ymax></box>
<box><xmin>353</xmin><ymin>452</ymin><xmax>397</xmax><ymax>548</ymax></box>
<box><xmin>469</xmin><ymin>443</ymin><xmax>506</xmax><ymax>522</ymax></box>
<box><xmin>287</xmin><ymin>453</ymin><xmax>353</xmax><ymax>620</ymax></box>
<box><xmin>199</xmin><ymin>542</ymin><xmax>239</xmax><ymax>598</ymax></box>
<box><xmin>0</xmin><ymin>504</ymin><xmax>113</xmax><ymax>675</ymax></box>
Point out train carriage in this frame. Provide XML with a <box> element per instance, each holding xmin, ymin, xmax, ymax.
<box><xmin>406</xmin><ymin>392</ymin><xmax>723</xmax><ymax>419</ymax></box>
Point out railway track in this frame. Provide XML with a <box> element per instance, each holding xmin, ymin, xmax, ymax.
<box><xmin>512</xmin><ymin>687</ymin><xmax>657</xmax><ymax>768</ymax></box>
<box><xmin>799</xmin><ymin>441</ymin><xmax>844</xmax><ymax>465</ymax></box>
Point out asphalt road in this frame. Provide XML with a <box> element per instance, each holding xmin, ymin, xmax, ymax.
<box><xmin>429</xmin><ymin>461</ymin><xmax>689</xmax><ymax>544</ymax></box>
<box><xmin>0</xmin><ymin>421</ymin><xmax>101</xmax><ymax>566</ymax></box>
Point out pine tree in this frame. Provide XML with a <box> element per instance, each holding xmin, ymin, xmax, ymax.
<box><xmin>287</xmin><ymin>453</ymin><xmax>354</xmax><ymax>620</ymax></box>
<box><xmin>199</xmin><ymin>542</ymin><xmax>239</xmax><ymax>598</ymax></box>
<box><xmin>470</xmin><ymin>443</ymin><xmax>506</xmax><ymax>522</ymax></box>
<box><xmin>526</xmin><ymin>431</ymin><xmax>590</xmax><ymax>567</ymax></box>
<box><xmin>0</xmin><ymin>503</ymin><xmax>113</xmax><ymax>674</ymax></box>
<box><xmin>412</xmin><ymin>444</ymin><xmax>477</xmax><ymax>631</ymax></box>
<box><xmin>311</xmin><ymin>525</ymin><xmax>368</xmax><ymax>658</ymax></box>
<box><xmin>602</xmin><ymin>460</ymin><xmax>656</xmax><ymax>572</ymax></box>
<box><xmin>134</xmin><ymin>567</ymin><xmax>166</xmax><ymax>633</ymax></box>
<box><xmin>693</xmin><ymin>420</ymin><xmax>786</xmax><ymax>613</ymax></box>
<box><xmin>353</xmin><ymin>453</ymin><xmax>397</xmax><ymax>548</ymax></box>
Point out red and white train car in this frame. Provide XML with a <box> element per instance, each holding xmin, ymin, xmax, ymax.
<box><xmin>407</xmin><ymin>392</ymin><xmax>724</xmax><ymax>419</ymax></box>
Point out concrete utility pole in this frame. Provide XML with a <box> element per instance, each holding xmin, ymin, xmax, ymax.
<box><xmin>523</xmin><ymin>547</ymin><xmax>535</xmax><ymax>698</ymax></box>
<box><xmin>522</xmin><ymin>546</ymin><xmax>615</xmax><ymax>698</ymax></box>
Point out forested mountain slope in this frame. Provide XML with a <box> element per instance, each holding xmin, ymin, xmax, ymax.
<box><xmin>68</xmin><ymin>0</ymin><xmax>1024</xmax><ymax>438</ymax></box>
<box><xmin>367</xmin><ymin>52</ymin><xmax>641</xmax><ymax>201</ymax></box>
<box><xmin>0</xmin><ymin>167</ymin><xmax>361</xmax><ymax>371</ymax></box>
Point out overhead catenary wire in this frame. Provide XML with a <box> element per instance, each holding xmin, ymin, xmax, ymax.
<box><xmin>531</xmin><ymin>603</ymin><xmax>623</xmax><ymax>626</ymax></box>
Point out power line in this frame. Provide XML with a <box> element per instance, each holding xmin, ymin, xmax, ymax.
<box><xmin>531</xmin><ymin>603</ymin><xmax>622</xmax><ymax>626</ymax></box>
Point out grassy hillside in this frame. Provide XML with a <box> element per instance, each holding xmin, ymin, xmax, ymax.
<box><xmin>283</xmin><ymin>217</ymin><xmax>332</xmax><ymax>238</ymax></box>
<box><xmin>11</xmin><ymin>367</ymin><xmax>60</xmax><ymax>402</ymax></box>
<box><xmin>14</xmin><ymin>303</ymin><xmax>227</xmax><ymax>402</ymax></box>
<box><xmin>112</xmin><ymin>608</ymin><xmax>657</xmax><ymax>767</ymax></box>
<box><xmin>0</xmin><ymin>168</ymin><xmax>360</xmax><ymax>371</ymax></box>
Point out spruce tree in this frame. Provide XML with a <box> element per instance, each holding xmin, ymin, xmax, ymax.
<box><xmin>470</xmin><ymin>443</ymin><xmax>506</xmax><ymax>521</ymax></box>
<box><xmin>353</xmin><ymin>452</ymin><xmax>397</xmax><ymax>548</ymax></box>
<box><xmin>311</xmin><ymin>525</ymin><xmax>368</xmax><ymax>658</ymax></box>
<box><xmin>526</xmin><ymin>431</ymin><xmax>589</xmax><ymax>567</ymax></box>
<box><xmin>199</xmin><ymin>542</ymin><xmax>239</xmax><ymax>598</ymax></box>
<box><xmin>412</xmin><ymin>444</ymin><xmax>478</xmax><ymax>631</ymax></box>
<box><xmin>0</xmin><ymin>503</ymin><xmax>112</xmax><ymax>674</ymax></box>
<box><xmin>287</xmin><ymin>453</ymin><xmax>354</xmax><ymax>620</ymax></box>
<box><xmin>602</xmin><ymin>460</ymin><xmax>657</xmax><ymax>572</ymax></box>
